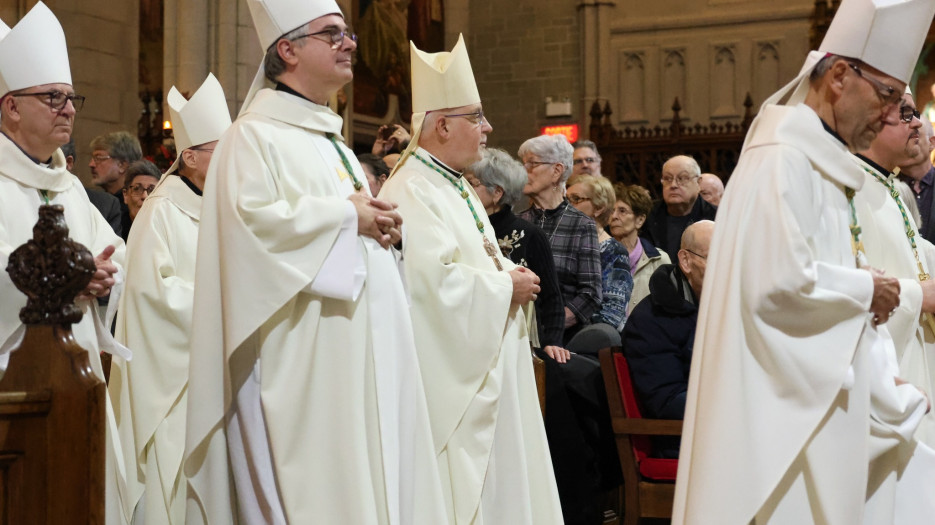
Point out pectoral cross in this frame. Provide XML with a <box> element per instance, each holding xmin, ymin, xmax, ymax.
<box><xmin>484</xmin><ymin>237</ymin><xmax>503</xmax><ymax>271</ymax></box>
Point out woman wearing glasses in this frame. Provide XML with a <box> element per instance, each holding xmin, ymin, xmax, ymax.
<box><xmin>120</xmin><ymin>160</ymin><xmax>161</xmax><ymax>239</ymax></box>
<box><xmin>519</xmin><ymin>134</ymin><xmax>602</xmax><ymax>344</ymax></box>
<box><xmin>464</xmin><ymin>148</ymin><xmax>566</xmax><ymax>359</ymax></box>
<box><xmin>610</xmin><ymin>183</ymin><xmax>671</xmax><ymax>313</ymax></box>
<box><xmin>565</xmin><ymin>174</ymin><xmax>633</xmax><ymax>335</ymax></box>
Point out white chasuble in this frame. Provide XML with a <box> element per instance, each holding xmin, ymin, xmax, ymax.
<box><xmin>673</xmin><ymin>103</ymin><xmax>925</xmax><ymax>525</ymax></box>
<box><xmin>378</xmin><ymin>148</ymin><xmax>563</xmax><ymax>525</ymax></box>
<box><xmin>111</xmin><ymin>174</ymin><xmax>202</xmax><ymax>524</ymax></box>
<box><xmin>183</xmin><ymin>89</ymin><xmax>446</xmax><ymax>525</ymax></box>
<box><xmin>851</xmin><ymin>158</ymin><xmax>935</xmax><ymax>524</ymax></box>
<box><xmin>0</xmin><ymin>134</ymin><xmax>130</xmax><ymax>525</ymax></box>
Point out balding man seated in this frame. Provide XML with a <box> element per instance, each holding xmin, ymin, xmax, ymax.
<box><xmin>644</xmin><ymin>155</ymin><xmax>716</xmax><ymax>257</ymax></box>
<box><xmin>699</xmin><ymin>173</ymin><xmax>724</xmax><ymax>207</ymax></box>
<box><xmin>622</xmin><ymin>220</ymin><xmax>713</xmax><ymax>458</ymax></box>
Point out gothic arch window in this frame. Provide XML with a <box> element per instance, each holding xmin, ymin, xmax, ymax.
<box><xmin>662</xmin><ymin>50</ymin><xmax>686</xmax><ymax>119</ymax></box>
<box><xmin>620</xmin><ymin>52</ymin><xmax>646</xmax><ymax>122</ymax></box>
<box><xmin>712</xmin><ymin>46</ymin><xmax>736</xmax><ymax>116</ymax></box>
<box><xmin>754</xmin><ymin>43</ymin><xmax>780</xmax><ymax>108</ymax></box>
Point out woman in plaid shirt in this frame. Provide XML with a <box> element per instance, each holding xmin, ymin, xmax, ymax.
<box><xmin>518</xmin><ymin>134</ymin><xmax>602</xmax><ymax>344</ymax></box>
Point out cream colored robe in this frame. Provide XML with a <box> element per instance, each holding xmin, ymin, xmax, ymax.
<box><xmin>183</xmin><ymin>89</ymin><xmax>446</xmax><ymax>525</ymax></box>
<box><xmin>0</xmin><ymin>133</ymin><xmax>130</xmax><ymax>525</ymax></box>
<box><xmin>673</xmin><ymin>103</ymin><xmax>926</xmax><ymax>525</ymax></box>
<box><xmin>378</xmin><ymin>148</ymin><xmax>563</xmax><ymax>525</ymax></box>
<box><xmin>111</xmin><ymin>174</ymin><xmax>201</xmax><ymax>524</ymax></box>
<box><xmin>852</xmin><ymin>157</ymin><xmax>935</xmax><ymax>524</ymax></box>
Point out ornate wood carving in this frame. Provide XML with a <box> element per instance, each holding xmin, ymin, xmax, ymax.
<box><xmin>0</xmin><ymin>204</ymin><xmax>105</xmax><ymax>524</ymax></box>
<box><xmin>590</xmin><ymin>96</ymin><xmax>753</xmax><ymax>196</ymax></box>
<box><xmin>6</xmin><ymin>205</ymin><xmax>95</xmax><ymax>326</ymax></box>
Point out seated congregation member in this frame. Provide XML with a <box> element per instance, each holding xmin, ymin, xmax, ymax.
<box><xmin>566</xmin><ymin>174</ymin><xmax>633</xmax><ymax>333</ymax></box>
<box><xmin>110</xmin><ymin>73</ymin><xmax>231</xmax><ymax>525</ymax></box>
<box><xmin>379</xmin><ymin>35</ymin><xmax>562</xmax><ymax>524</ymax></box>
<box><xmin>89</xmin><ymin>131</ymin><xmax>143</xmax><ymax>240</ymax></box>
<box><xmin>357</xmin><ymin>152</ymin><xmax>389</xmax><ymax>196</ymax></box>
<box><xmin>643</xmin><ymin>154</ymin><xmax>716</xmax><ymax>257</ymax></box>
<box><xmin>465</xmin><ymin>148</ymin><xmax>567</xmax><ymax>359</ymax></box>
<box><xmin>0</xmin><ymin>3</ymin><xmax>130</xmax><ymax>523</ymax></box>
<box><xmin>520</xmin><ymin>134</ymin><xmax>602</xmax><ymax>343</ymax></box>
<box><xmin>62</xmin><ymin>138</ymin><xmax>123</xmax><ymax>237</ymax></box>
<box><xmin>183</xmin><ymin>0</ymin><xmax>447</xmax><ymax>523</ymax></box>
<box><xmin>611</xmin><ymin>183</ymin><xmax>670</xmax><ymax>312</ymax></box>
<box><xmin>121</xmin><ymin>160</ymin><xmax>161</xmax><ymax>234</ymax></box>
<box><xmin>623</xmin><ymin>220</ymin><xmax>713</xmax><ymax>459</ymax></box>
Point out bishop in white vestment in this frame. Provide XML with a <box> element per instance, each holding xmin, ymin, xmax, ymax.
<box><xmin>672</xmin><ymin>1</ymin><xmax>934</xmax><ymax>523</ymax></box>
<box><xmin>110</xmin><ymin>73</ymin><xmax>231</xmax><ymax>524</ymax></box>
<box><xmin>0</xmin><ymin>4</ymin><xmax>130</xmax><ymax>524</ymax></box>
<box><xmin>183</xmin><ymin>1</ymin><xmax>447</xmax><ymax>523</ymax></box>
<box><xmin>378</xmin><ymin>36</ymin><xmax>563</xmax><ymax>525</ymax></box>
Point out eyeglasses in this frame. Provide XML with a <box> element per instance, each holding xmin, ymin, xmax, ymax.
<box><xmin>11</xmin><ymin>90</ymin><xmax>86</xmax><ymax>112</ymax></box>
<box><xmin>847</xmin><ymin>63</ymin><xmax>901</xmax><ymax>107</ymax></box>
<box><xmin>567</xmin><ymin>194</ymin><xmax>591</xmax><ymax>205</ymax></box>
<box><xmin>523</xmin><ymin>160</ymin><xmax>554</xmax><ymax>170</ymax></box>
<box><xmin>684</xmin><ymin>248</ymin><xmax>707</xmax><ymax>261</ymax></box>
<box><xmin>91</xmin><ymin>154</ymin><xmax>112</xmax><ymax>163</ymax></box>
<box><xmin>573</xmin><ymin>157</ymin><xmax>600</xmax><ymax>165</ymax></box>
<box><xmin>661</xmin><ymin>173</ymin><xmax>699</xmax><ymax>186</ymax></box>
<box><xmin>443</xmin><ymin>109</ymin><xmax>486</xmax><ymax>125</ymax></box>
<box><xmin>293</xmin><ymin>27</ymin><xmax>358</xmax><ymax>50</ymax></box>
<box><xmin>126</xmin><ymin>183</ymin><xmax>156</xmax><ymax>196</ymax></box>
<box><xmin>899</xmin><ymin>105</ymin><xmax>921</xmax><ymax>123</ymax></box>
<box><xmin>190</xmin><ymin>146</ymin><xmax>215</xmax><ymax>153</ymax></box>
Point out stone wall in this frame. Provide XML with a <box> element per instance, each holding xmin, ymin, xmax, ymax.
<box><xmin>48</xmin><ymin>0</ymin><xmax>139</xmax><ymax>185</ymax></box>
<box><xmin>468</xmin><ymin>0</ymin><xmax>582</xmax><ymax>157</ymax></box>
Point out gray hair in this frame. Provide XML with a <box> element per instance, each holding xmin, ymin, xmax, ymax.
<box><xmin>517</xmin><ymin>134</ymin><xmax>574</xmax><ymax>183</ymax></box>
<box><xmin>467</xmin><ymin>148</ymin><xmax>526</xmax><ymax>207</ymax></box>
<box><xmin>123</xmin><ymin>159</ymin><xmax>162</xmax><ymax>189</ymax></box>
<box><xmin>90</xmin><ymin>131</ymin><xmax>142</xmax><ymax>163</ymax></box>
<box><xmin>809</xmin><ymin>54</ymin><xmax>844</xmax><ymax>84</ymax></box>
<box><xmin>264</xmin><ymin>23</ymin><xmax>310</xmax><ymax>83</ymax></box>
<box><xmin>572</xmin><ymin>139</ymin><xmax>601</xmax><ymax>159</ymax></box>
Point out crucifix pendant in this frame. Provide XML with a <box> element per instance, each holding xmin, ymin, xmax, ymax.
<box><xmin>484</xmin><ymin>237</ymin><xmax>503</xmax><ymax>271</ymax></box>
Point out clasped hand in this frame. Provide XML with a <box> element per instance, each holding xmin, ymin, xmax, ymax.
<box><xmin>350</xmin><ymin>193</ymin><xmax>403</xmax><ymax>249</ymax></box>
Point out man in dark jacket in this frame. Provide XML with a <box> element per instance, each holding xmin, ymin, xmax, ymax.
<box><xmin>623</xmin><ymin>219</ymin><xmax>713</xmax><ymax>458</ymax></box>
<box><xmin>643</xmin><ymin>155</ymin><xmax>717</xmax><ymax>256</ymax></box>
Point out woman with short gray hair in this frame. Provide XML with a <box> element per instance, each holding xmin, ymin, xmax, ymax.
<box><xmin>518</xmin><ymin>135</ymin><xmax>602</xmax><ymax>343</ymax></box>
<box><xmin>465</xmin><ymin>149</ymin><xmax>566</xmax><ymax>356</ymax></box>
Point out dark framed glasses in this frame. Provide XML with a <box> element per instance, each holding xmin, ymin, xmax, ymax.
<box><xmin>12</xmin><ymin>90</ymin><xmax>85</xmax><ymax>112</ymax></box>
<box><xmin>293</xmin><ymin>28</ymin><xmax>358</xmax><ymax>49</ymax></box>
<box><xmin>899</xmin><ymin>106</ymin><xmax>921</xmax><ymax>123</ymax></box>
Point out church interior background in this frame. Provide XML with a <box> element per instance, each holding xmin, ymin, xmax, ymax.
<box><xmin>2</xmin><ymin>0</ymin><xmax>934</xmax><ymax>188</ymax></box>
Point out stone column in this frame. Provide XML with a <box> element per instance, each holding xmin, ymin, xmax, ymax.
<box><xmin>578</xmin><ymin>0</ymin><xmax>616</xmax><ymax>137</ymax></box>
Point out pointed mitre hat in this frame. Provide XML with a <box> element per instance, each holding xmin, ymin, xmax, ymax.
<box><xmin>392</xmin><ymin>34</ymin><xmax>481</xmax><ymax>175</ymax></box>
<box><xmin>0</xmin><ymin>2</ymin><xmax>71</xmax><ymax>98</ymax></box>
<box><xmin>764</xmin><ymin>0</ymin><xmax>935</xmax><ymax>107</ymax></box>
<box><xmin>241</xmin><ymin>0</ymin><xmax>343</xmax><ymax>113</ymax></box>
<box><xmin>164</xmin><ymin>73</ymin><xmax>232</xmax><ymax>175</ymax></box>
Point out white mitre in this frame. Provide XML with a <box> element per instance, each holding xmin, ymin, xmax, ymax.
<box><xmin>240</xmin><ymin>0</ymin><xmax>342</xmax><ymax>114</ymax></box>
<box><xmin>764</xmin><ymin>0</ymin><xmax>935</xmax><ymax>107</ymax></box>
<box><xmin>164</xmin><ymin>73</ymin><xmax>232</xmax><ymax>176</ymax></box>
<box><xmin>393</xmin><ymin>34</ymin><xmax>480</xmax><ymax>175</ymax></box>
<box><xmin>0</xmin><ymin>1</ymin><xmax>71</xmax><ymax>98</ymax></box>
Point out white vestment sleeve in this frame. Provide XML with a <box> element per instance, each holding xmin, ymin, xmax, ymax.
<box><xmin>305</xmin><ymin>200</ymin><xmax>365</xmax><ymax>301</ymax></box>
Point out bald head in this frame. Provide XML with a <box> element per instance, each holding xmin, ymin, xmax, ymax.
<box><xmin>699</xmin><ymin>173</ymin><xmax>724</xmax><ymax>206</ymax></box>
<box><xmin>678</xmin><ymin>220</ymin><xmax>714</xmax><ymax>298</ymax></box>
<box><xmin>897</xmin><ymin>110</ymin><xmax>935</xmax><ymax>179</ymax></box>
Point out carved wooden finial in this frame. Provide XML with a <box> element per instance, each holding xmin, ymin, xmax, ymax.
<box><xmin>6</xmin><ymin>205</ymin><xmax>95</xmax><ymax>325</ymax></box>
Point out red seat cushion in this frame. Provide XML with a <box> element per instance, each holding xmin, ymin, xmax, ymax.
<box><xmin>614</xmin><ymin>352</ymin><xmax>678</xmax><ymax>481</ymax></box>
<box><xmin>639</xmin><ymin>457</ymin><xmax>678</xmax><ymax>480</ymax></box>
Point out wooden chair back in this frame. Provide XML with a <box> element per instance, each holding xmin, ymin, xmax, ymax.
<box><xmin>599</xmin><ymin>346</ymin><xmax>681</xmax><ymax>525</ymax></box>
